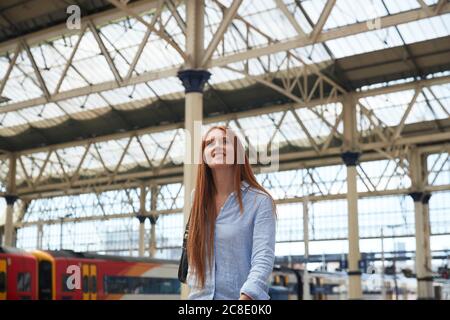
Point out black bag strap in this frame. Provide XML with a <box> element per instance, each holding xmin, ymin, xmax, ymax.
<box><xmin>182</xmin><ymin>189</ymin><xmax>195</xmax><ymax>249</ymax></box>
<box><xmin>182</xmin><ymin>215</ymin><xmax>190</xmax><ymax>249</ymax></box>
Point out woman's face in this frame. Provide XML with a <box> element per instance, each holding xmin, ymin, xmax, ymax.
<box><xmin>203</xmin><ymin>129</ymin><xmax>235</xmax><ymax>169</ymax></box>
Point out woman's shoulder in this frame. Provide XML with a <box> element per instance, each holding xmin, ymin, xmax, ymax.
<box><xmin>246</xmin><ymin>186</ymin><xmax>270</xmax><ymax>198</ymax></box>
<box><xmin>245</xmin><ymin>186</ymin><xmax>274</xmax><ymax>208</ymax></box>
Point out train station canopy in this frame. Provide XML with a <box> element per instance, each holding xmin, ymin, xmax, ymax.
<box><xmin>0</xmin><ymin>0</ymin><xmax>449</xmax><ymax>199</ymax></box>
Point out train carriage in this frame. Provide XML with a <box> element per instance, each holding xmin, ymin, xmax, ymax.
<box><xmin>1</xmin><ymin>246</ymin><xmax>180</xmax><ymax>300</ymax></box>
<box><xmin>0</xmin><ymin>246</ymin><xmax>38</xmax><ymax>300</ymax></box>
<box><xmin>2</xmin><ymin>246</ymin><xmax>441</xmax><ymax>300</ymax></box>
<box><xmin>31</xmin><ymin>250</ymin><xmax>180</xmax><ymax>300</ymax></box>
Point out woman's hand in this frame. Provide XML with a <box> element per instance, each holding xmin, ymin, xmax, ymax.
<box><xmin>239</xmin><ymin>293</ymin><xmax>252</xmax><ymax>300</ymax></box>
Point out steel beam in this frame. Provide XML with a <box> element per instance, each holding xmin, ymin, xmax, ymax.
<box><xmin>200</xmin><ymin>0</ymin><xmax>242</xmax><ymax>67</ymax></box>
<box><xmin>1</xmin><ymin>3</ymin><xmax>449</xmax><ymax>114</ymax></box>
<box><xmin>310</xmin><ymin>0</ymin><xmax>336</xmax><ymax>44</ymax></box>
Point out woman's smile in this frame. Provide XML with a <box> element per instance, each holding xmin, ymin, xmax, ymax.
<box><xmin>212</xmin><ymin>149</ymin><xmax>226</xmax><ymax>158</ymax></box>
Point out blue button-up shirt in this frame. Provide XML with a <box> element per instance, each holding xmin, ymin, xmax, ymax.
<box><xmin>187</xmin><ymin>181</ymin><xmax>276</xmax><ymax>300</ymax></box>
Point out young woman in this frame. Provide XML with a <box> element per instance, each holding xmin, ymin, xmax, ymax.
<box><xmin>186</xmin><ymin>125</ymin><xmax>276</xmax><ymax>300</ymax></box>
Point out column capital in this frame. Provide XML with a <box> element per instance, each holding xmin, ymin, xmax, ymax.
<box><xmin>149</xmin><ymin>214</ymin><xmax>159</xmax><ymax>225</ymax></box>
<box><xmin>408</xmin><ymin>191</ymin><xmax>424</xmax><ymax>202</ymax></box>
<box><xmin>341</xmin><ymin>151</ymin><xmax>361</xmax><ymax>166</ymax></box>
<box><xmin>136</xmin><ymin>215</ymin><xmax>147</xmax><ymax>224</ymax></box>
<box><xmin>422</xmin><ymin>193</ymin><xmax>432</xmax><ymax>204</ymax></box>
<box><xmin>4</xmin><ymin>194</ymin><xmax>18</xmax><ymax>206</ymax></box>
<box><xmin>177</xmin><ymin>69</ymin><xmax>211</xmax><ymax>93</ymax></box>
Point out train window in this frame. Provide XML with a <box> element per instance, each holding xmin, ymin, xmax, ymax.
<box><xmin>82</xmin><ymin>276</ymin><xmax>89</xmax><ymax>294</ymax></box>
<box><xmin>90</xmin><ymin>276</ymin><xmax>97</xmax><ymax>293</ymax></box>
<box><xmin>17</xmin><ymin>272</ymin><xmax>31</xmax><ymax>293</ymax></box>
<box><xmin>103</xmin><ymin>276</ymin><xmax>180</xmax><ymax>295</ymax></box>
<box><xmin>157</xmin><ymin>278</ymin><xmax>180</xmax><ymax>294</ymax></box>
<box><xmin>0</xmin><ymin>272</ymin><xmax>5</xmax><ymax>292</ymax></box>
<box><xmin>104</xmin><ymin>275</ymin><xmax>128</xmax><ymax>294</ymax></box>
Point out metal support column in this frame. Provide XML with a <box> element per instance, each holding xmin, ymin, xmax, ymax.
<box><xmin>341</xmin><ymin>94</ymin><xmax>362</xmax><ymax>299</ymax></box>
<box><xmin>138</xmin><ymin>185</ymin><xmax>147</xmax><ymax>257</ymax></box>
<box><xmin>4</xmin><ymin>154</ymin><xmax>17</xmax><ymax>247</ymax></box>
<box><xmin>408</xmin><ymin>147</ymin><xmax>434</xmax><ymax>299</ymax></box>
<box><xmin>342</xmin><ymin>151</ymin><xmax>362</xmax><ymax>299</ymax></box>
<box><xmin>149</xmin><ymin>184</ymin><xmax>158</xmax><ymax>258</ymax></box>
<box><xmin>149</xmin><ymin>215</ymin><xmax>158</xmax><ymax>258</ymax></box>
<box><xmin>177</xmin><ymin>0</ymin><xmax>210</xmax><ymax>300</ymax></box>
<box><xmin>303</xmin><ymin>194</ymin><xmax>311</xmax><ymax>300</ymax></box>
<box><xmin>138</xmin><ymin>216</ymin><xmax>146</xmax><ymax>257</ymax></box>
<box><xmin>37</xmin><ymin>221</ymin><xmax>44</xmax><ymax>249</ymax></box>
<box><xmin>380</xmin><ymin>227</ymin><xmax>386</xmax><ymax>299</ymax></box>
<box><xmin>422</xmin><ymin>193</ymin><xmax>433</xmax><ymax>293</ymax></box>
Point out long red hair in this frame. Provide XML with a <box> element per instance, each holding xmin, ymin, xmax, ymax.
<box><xmin>187</xmin><ymin>125</ymin><xmax>275</xmax><ymax>288</ymax></box>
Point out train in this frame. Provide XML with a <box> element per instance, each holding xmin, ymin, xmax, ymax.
<box><xmin>0</xmin><ymin>246</ymin><xmax>179</xmax><ymax>300</ymax></box>
<box><xmin>269</xmin><ymin>265</ymin><xmax>426</xmax><ymax>300</ymax></box>
<box><xmin>3</xmin><ymin>246</ymin><xmax>447</xmax><ymax>300</ymax></box>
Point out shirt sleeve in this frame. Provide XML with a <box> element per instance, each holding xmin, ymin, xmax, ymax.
<box><xmin>240</xmin><ymin>195</ymin><xmax>276</xmax><ymax>300</ymax></box>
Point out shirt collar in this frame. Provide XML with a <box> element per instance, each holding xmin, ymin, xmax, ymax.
<box><xmin>240</xmin><ymin>180</ymin><xmax>250</xmax><ymax>191</ymax></box>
